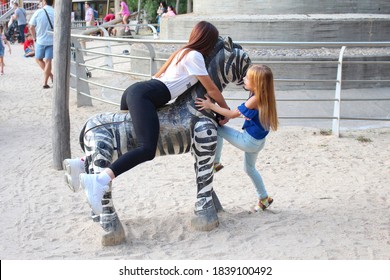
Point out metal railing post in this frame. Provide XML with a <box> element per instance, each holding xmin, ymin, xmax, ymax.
<box><xmin>332</xmin><ymin>46</ymin><xmax>346</xmax><ymax>137</ymax></box>
<box><xmin>142</xmin><ymin>43</ymin><xmax>157</xmax><ymax>78</ymax></box>
<box><xmin>98</xmin><ymin>26</ymin><xmax>113</xmax><ymax>69</ymax></box>
<box><xmin>71</xmin><ymin>38</ymin><xmax>92</xmax><ymax>107</ymax></box>
<box><xmin>147</xmin><ymin>24</ymin><xmax>159</xmax><ymax>39</ymax></box>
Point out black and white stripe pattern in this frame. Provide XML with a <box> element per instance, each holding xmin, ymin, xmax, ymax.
<box><xmin>79</xmin><ymin>37</ymin><xmax>251</xmax><ymax>237</ymax></box>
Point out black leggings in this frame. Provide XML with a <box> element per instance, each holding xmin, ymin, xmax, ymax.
<box><xmin>110</xmin><ymin>79</ymin><xmax>171</xmax><ymax>177</ymax></box>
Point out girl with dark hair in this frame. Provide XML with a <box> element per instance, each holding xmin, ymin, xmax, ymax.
<box><xmin>162</xmin><ymin>5</ymin><xmax>176</xmax><ymax>17</ymax></box>
<box><xmin>77</xmin><ymin>21</ymin><xmax>229</xmax><ymax>215</ymax></box>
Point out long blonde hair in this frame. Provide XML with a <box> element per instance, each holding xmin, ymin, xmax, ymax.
<box><xmin>154</xmin><ymin>21</ymin><xmax>219</xmax><ymax>78</ymax></box>
<box><xmin>247</xmin><ymin>64</ymin><xmax>278</xmax><ymax>131</ymax></box>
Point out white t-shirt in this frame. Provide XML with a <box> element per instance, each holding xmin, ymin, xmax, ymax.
<box><xmin>154</xmin><ymin>49</ymin><xmax>208</xmax><ymax>99</ymax></box>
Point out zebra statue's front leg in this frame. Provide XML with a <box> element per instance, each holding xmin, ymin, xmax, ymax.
<box><xmin>84</xmin><ymin>129</ymin><xmax>126</xmax><ymax>246</ymax></box>
<box><xmin>190</xmin><ymin>118</ymin><xmax>223</xmax><ymax>231</ymax></box>
<box><xmin>100</xmin><ymin>183</ymin><xmax>125</xmax><ymax>246</ymax></box>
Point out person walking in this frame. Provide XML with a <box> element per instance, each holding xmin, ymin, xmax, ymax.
<box><xmin>11</xmin><ymin>1</ymin><xmax>27</xmax><ymax>43</ymax></box>
<box><xmin>84</xmin><ymin>2</ymin><xmax>94</xmax><ymax>27</ymax></box>
<box><xmin>29</xmin><ymin>0</ymin><xmax>54</xmax><ymax>89</ymax></box>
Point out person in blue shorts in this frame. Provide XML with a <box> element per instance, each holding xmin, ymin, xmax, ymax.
<box><xmin>29</xmin><ymin>0</ymin><xmax>54</xmax><ymax>89</ymax></box>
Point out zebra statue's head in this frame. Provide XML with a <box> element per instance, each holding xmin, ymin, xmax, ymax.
<box><xmin>171</xmin><ymin>36</ymin><xmax>251</xmax><ymax>119</ymax></box>
<box><xmin>206</xmin><ymin>36</ymin><xmax>252</xmax><ymax>91</ymax></box>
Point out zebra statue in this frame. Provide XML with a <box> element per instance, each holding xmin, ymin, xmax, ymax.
<box><xmin>74</xmin><ymin>36</ymin><xmax>251</xmax><ymax>245</ymax></box>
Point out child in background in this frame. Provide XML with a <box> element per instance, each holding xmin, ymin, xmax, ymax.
<box><xmin>24</xmin><ymin>33</ymin><xmax>35</xmax><ymax>57</ymax></box>
<box><xmin>195</xmin><ymin>64</ymin><xmax>278</xmax><ymax>211</ymax></box>
<box><xmin>117</xmin><ymin>0</ymin><xmax>131</xmax><ymax>33</ymax></box>
<box><xmin>0</xmin><ymin>25</ymin><xmax>12</xmax><ymax>75</ymax></box>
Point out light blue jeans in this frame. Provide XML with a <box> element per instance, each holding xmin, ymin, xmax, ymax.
<box><xmin>215</xmin><ymin>125</ymin><xmax>268</xmax><ymax>199</ymax></box>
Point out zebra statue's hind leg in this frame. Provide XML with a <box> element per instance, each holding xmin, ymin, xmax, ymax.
<box><xmin>84</xmin><ymin>134</ymin><xmax>126</xmax><ymax>246</ymax></box>
<box><xmin>190</xmin><ymin>118</ymin><xmax>221</xmax><ymax>231</ymax></box>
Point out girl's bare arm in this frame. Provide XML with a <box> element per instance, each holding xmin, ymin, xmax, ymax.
<box><xmin>195</xmin><ymin>96</ymin><xmax>240</xmax><ymax>119</ymax></box>
<box><xmin>196</xmin><ymin>75</ymin><xmax>229</xmax><ymax>109</ymax></box>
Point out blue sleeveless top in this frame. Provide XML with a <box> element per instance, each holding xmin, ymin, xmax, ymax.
<box><xmin>237</xmin><ymin>96</ymin><xmax>269</xmax><ymax>140</ymax></box>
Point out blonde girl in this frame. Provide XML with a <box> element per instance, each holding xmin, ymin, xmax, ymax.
<box><xmin>0</xmin><ymin>25</ymin><xmax>11</xmax><ymax>75</ymax></box>
<box><xmin>195</xmin><ymin>64</ymin><xmax>278</xmax><ymax>211</ymax></box>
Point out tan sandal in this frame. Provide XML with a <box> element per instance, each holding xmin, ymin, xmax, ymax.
<box><xmin>213</xmin><ymin>163</ymin><xmax>224</xmax><ymax>172</ymax></box>
<box><xmin>257</xmin><ymin>197</ymin><xmax>273</xmax><ymax>211</ymax></box>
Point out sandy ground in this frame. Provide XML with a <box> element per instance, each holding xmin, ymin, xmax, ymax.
<box><xmin>0</xmin><ymin>42</ymin><xmax>390</xmax><ymax>260</ymax></box>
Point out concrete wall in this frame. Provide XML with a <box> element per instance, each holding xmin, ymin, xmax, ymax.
<box><xmin>159</xmin><ymin>0</ymin><xmax>390</xmax><ymax>41</ymax></box>
<box><xmin>160</xmin><ymin>14</ymin><xmax>390</xmax><ymax>41</ymax></box>
<box><xmin>155</xmin><ymin>0</ymin><xmax>390</xmax><ymax>89</ymax></box>
<box><xmin>193</xmin><ymin>0</ymin><xmax>390</xmax><ymax>15</ymax></box>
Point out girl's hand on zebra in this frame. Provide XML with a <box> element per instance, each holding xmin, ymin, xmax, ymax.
<box><xmin>195</xmin><ymin>95</ymin><xmax>213</xmax><ymax>110</ymax></box>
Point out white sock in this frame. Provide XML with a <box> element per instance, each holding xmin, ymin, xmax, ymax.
<box><xmin>97</xmin><ymin>171</ymin><xmax>112</xmax><ymax>186</ymax></box>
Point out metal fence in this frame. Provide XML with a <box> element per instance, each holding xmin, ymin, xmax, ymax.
<box><xmin>70</xmin><ymin>31</ymin><xmax>390</xmax><ymax>136</ymax></box>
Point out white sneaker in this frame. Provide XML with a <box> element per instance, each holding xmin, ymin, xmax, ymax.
<box><xmin>79</xmin><ymin>173</ymin><xmax>109</xmax><ymax>215</ymax></box>
<box><xmin>63</xmin><ymin>158</ymin><xmax>85</xmax><ymax>192</ymax></box>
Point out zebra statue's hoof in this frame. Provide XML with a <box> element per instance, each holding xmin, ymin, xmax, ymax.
<box><xmin>101</xmin><ymin>219</ymin><xmax>126</xmax><ymax>246</ymax></box>
<box><xmin>191</xmin><ymin>207</ymin><xmax>219</xmax><ymax>231</ymax></box>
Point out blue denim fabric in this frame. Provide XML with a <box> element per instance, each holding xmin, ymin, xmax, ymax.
<box><xmin>215</xmin><ymin>125</ymin><xmax>268</xmax><ymax>199</ymax></box>
<box><xmin>35</xmin><ymin>44</ymin><xmax>53</xmax><ymax>60</ymax></box>
<box><xmin>0</xmin><ymin>41</ymin><xmax>4</xmax><ymax>57</ymax></box>
<box><xmin>18</xmin><ymin>24</ymin><xmax>26</xmax><ymax>43</ymax></box>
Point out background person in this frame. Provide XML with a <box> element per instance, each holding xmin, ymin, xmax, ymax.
<box><xmin>103</xmin><ymin>13</ymin><xmax>116</xmax><ymax>36</ymax></box>
<box><xmin>156</xmin><ymin>1</ymin><xmax>167</xmax><ymax>33</ymax></box>
<box><xmin>162</xmin><ymin>5</ymin><xmax>176</xmax><ymax>17</ymax></box>
<box><xmin>11</xmin><ymin>1</ymin><xmax>27</xmax><ymax>44</ymax></box>
<box><xmin>117</xmin><ymin>0</ymin><xmax>131</xmax><ymax>33</ymax></box>
<box><xmin>0</xmin><ymin>25</ymin><xmax>12</xmax><ymax>75</ymax></box>
<box><xmin>84</xmin><ymin>2</ymin><xmax>94</xmax><ymax>27</ymax></box>
<box><xmin>23</xmin><ymin>33</ymin><xmax>35</xmax><ymax>57</ymax></box>
<box><xmin>29</xmin><ymin>0</ymin><xmax>54</xmax><ymax>88</ymax></box>
<box><xmin>103</xmin><ymin>13</ymin><xmax>115</xmax><ymax>23</ymax></box>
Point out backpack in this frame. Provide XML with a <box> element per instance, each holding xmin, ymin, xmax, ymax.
<box><xmin>93</xmin><ymin>10</ymin><xmax>98</xmax><ymax>20</ymax></box>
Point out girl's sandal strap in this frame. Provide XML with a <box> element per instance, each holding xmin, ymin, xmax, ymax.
<box><xmin>214</xmin><ymin>163</ymin><xmax>224</xmax><ymax>172</ymax></box>
<box><xmin>259</xmin><ymin>197</ymin><xmax>273</xmax><ymax>210</ymax></box>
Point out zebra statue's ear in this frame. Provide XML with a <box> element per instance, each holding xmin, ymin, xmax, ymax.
<box><xmin>224</xmin><ymin>36</ymin><xmax>233</xmax><ymax>52</ymax></box>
